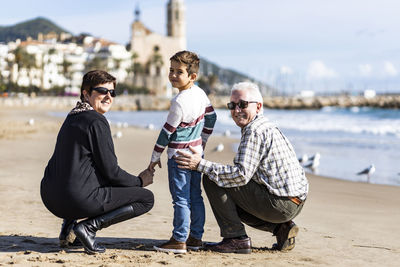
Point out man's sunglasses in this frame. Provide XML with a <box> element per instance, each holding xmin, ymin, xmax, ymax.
<box><xmin>92</xmin><ymin>87</ymin><xmax>116</xmax><ymax>97</ymax></box>
<box><xmin>227</xmin><ymin>100</ymin><xmax>258</xmax><ymax>110</ymax></box>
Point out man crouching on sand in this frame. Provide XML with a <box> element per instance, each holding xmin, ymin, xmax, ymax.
<box><xmin>175</xmin><ymin>82</ymin><xmax>308</xmax><ymax>254</ymax></box>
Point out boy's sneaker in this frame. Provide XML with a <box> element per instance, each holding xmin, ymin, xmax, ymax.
<box><xmin>154</xmin><ymin>237</ymin><xmax>187</xmax><ymax>254</ymax></box>
<box><xmin>186</xmin><ymin>235</ymin><xmax>203</xmax><ymax>251</ymax></box>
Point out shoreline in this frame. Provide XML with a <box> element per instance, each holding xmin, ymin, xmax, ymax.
<box><xmin>0</xmin><ymin>107</ymin><xmax>399</xmax><ymax>266</ymax></box>
<box><xmin>1</xmin><ymin>94</ymin><xmax>400</xmax><ymax>111</ymax></box>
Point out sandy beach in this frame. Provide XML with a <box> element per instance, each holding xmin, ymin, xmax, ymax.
<box><xmin>0</xmin><ymin>105</ymin><xmax>399</xmax><ymax>266</ymax></box>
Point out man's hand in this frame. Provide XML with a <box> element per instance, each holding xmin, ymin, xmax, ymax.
<box><xmin>138</xmin><ymin>168</ymin><xmax>154</xmax><ymax>187</ymax></box>
<box><xmin>175</xmin><ymin>146</ymin><xmax>202</xmax><ymax>170</ymax></box>
<box><xmin>148</xmin><ymin>160</ymin><xmax>162</xmax><ymax>171</ymax></box>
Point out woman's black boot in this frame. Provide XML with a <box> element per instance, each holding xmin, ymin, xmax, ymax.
<box><xmin>73</xmin><ymin>205</ymin><xmax>136</xmax><ymax>254</ymax></box>
<box><xmin>59</xmin><ymin>219</ymin><xmax>77</xmax><ymax>247</ymax></box>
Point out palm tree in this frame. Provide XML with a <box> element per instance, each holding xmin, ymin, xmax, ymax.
<box><xmin>113</xmin><ymin>58</ymin><xmax>122</xmax><ymax>71</ymax></box>
<box><xmin>14</xmin><ymin>47</ymin><xmax>36</xmax><ymax>70</ymax></box>
<box><xmin>150</xmin><ymin>46</ymin><xmax>164</xmax><ymax>67</ymax></box>
<box><xmin>85</xmin><ymin>56</ymin><xmax>108</xmax><ymax>72</ymax></box>
<box><xmin>127</xmin><ymin>52</ymin><xmax>144</xmax><ymax>86</ymax></box>
<box><xmin>146</xmin><ymin>47</ymin><xmax>164</xmax><ymax>76</ymax></box>
<box><xmin>61</xmin><ymin>59</ymin><xmax>73</xmax><ymax>86</ymax></box>
<box><xmin>127</xmin><ymin>52</ymin><xmax>142</xmax><ymax>75</ymax></box>
<box><xmin>13</xmin><ymin>47</ymin><xmax>37</xmax><ymax>89</ymax></box>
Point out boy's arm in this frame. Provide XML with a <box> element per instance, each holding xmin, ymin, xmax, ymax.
<box><xmin>150</xmin><ymin>101</ymin><xmax>183</xmax><ymax>163</ymax></box>
<box><xmin>201</xmin><ymin>104</ymin><xmax>217</xmax><ymax>145</ymax></box>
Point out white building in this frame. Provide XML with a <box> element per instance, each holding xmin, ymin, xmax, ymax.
<box><xmin>0</xmin><ymin>0</ymin><xmax>187</xmax><ymax>96</ymax></box>
<box><xmin>0</xmin><ymin>34</ymin><xmax>133</xmax><ymax>95</ymax></box>
<box><xmin>0</xmin><ymin>44</ymin><xmax>10</xmax><ymax>81</ymax></box>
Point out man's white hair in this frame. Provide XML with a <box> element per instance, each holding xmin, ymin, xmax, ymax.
<box><xmin>231</xmin><ymin>82</ymin><xmax>263</xmax><ymax>103</ymax></box>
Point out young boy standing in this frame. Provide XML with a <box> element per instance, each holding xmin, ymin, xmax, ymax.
<box><xmin>149</xmin><ymin>51</ymin><xmax>217</xmax><ymax>254</ymax></box>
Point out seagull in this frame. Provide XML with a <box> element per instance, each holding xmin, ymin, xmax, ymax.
<box><xmin>304</xmin><ymin>153</ymin><xmax>320</xmax><ymax>173</ymax></box>
<box><xmin>298</xmin><ymin>154</ymin><xmax>309</xmax><ymax>164</ymax></box>
<box><xmin>214</xmin><ymin>143</ymin><xmax>224</xmax><ymax>152</ymax></box>
<box><xmin>27</xmin><ymin>118</ymin><xmax>35</xmax><ymax>126</ymax></box>
<box><xmin>224</xmin><ymin>130</ymin><xmax>231</xmax><ymax>137</ymax></box>
<box><xmin>113</xmin><ymin>131</ymin><xmax>123</xmax><ymax>139</ymax></box>
<box><xmin>357</xmin><ymin>164</ymin><xmax>375</xmax><ymax>183</ymax></box>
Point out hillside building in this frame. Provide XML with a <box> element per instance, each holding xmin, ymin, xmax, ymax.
<box><xmin>129</xmin><ymin>0</ymin><xmax>186</xmax><ymax>96</ymax></box>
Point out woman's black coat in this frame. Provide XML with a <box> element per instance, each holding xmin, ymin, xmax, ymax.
<box><xmin>41</xmin><ymin>110</ymin><xmax>141</xmax><ymax>219</ymax></box>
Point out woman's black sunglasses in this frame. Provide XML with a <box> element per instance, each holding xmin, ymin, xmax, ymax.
<box><xmin>227</xmin><ymin>100</ymin><xmax>258</xmax><ymax>110</ymax></box>
<box><xmin>92</xmin><ymin>87</ymin><xmax>116</xmax><ymax>97</ymax></box>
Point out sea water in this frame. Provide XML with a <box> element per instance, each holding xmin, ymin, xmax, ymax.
<box><xmin>52</xmin><ymin>107</ymin><xmax>400</xmax><ymax>187</ymax></box>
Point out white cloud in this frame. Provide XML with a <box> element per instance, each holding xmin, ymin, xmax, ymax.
<box><xmin>280</xmin><ymin>65</ymin><xmax>293</xmax><ymax>75</ymax></box>
<box><xmin>359</xmin><ymin>64</ymin><xmax>373</xmax><ymax>77</ymax></box>
<box><xmin>383</xmin><ymin>61</ymin><xmax>398</xmax><ymax>76</ymax></box>
<box><xmin>307</xmin><ymin>60</ymin><xmax>337</xmax><ymax>80</ymax></box>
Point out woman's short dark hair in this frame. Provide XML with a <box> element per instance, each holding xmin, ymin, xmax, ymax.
<box><xmin>80</xmin><ymin>70</ymin><xmax>116</xmax><ymax>101</ymax></box>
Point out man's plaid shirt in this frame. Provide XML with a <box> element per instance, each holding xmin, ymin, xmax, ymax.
<box><xmin>197</xmin><ymin>114</ymin><xmax>308</xmax><ymax>200</ymax></box>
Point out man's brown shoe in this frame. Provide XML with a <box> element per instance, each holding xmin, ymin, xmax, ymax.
<box><xmin>273</xmin><ymin>220</ymin><xmax>299</xmax><ymax>251</ymax></box>
<box><xmin>204</xmin><ymin>237</ymin><xmax>251</xmax><ymax>254</ymax></box>
<box><xmin>154</xmin><ymin>237</ymin><xmax>187</xmax><ymax>254</ymax></box>
<box><xmin>186</xmin><ymin>235</ymin><xmax>202</xmax><ymax>251</ymax></box>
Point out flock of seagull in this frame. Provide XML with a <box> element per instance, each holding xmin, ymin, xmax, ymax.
<box><xmin>298</xmin><ymin>152</ymin><xmax>376</xmax><ymax>183</ymax></box>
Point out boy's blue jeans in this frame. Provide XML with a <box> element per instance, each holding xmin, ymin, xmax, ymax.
<box><xmin>167</xmin><ymin>158</ymin><xmax>205</xmax><ymax>242</ymax></box>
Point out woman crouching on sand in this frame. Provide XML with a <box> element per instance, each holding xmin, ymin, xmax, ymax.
<box><xmin>40</xmin><ymin>70</ymin><xmax>154</xmax><ymax>254</ymax></box>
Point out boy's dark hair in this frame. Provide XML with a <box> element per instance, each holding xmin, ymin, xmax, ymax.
<box><xmin>80</xmin><ymin>70</ymin><xmax>116</xmax><ymax>101</ymax></box>
<box><xmin>170</xmin><ymin>50</ymin><xmax>200</xmax><ymax>75</ymax></box>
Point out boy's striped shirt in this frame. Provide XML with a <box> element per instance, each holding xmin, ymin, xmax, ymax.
<box><xmin>151</xmin><ymin>85</ymin><xmax>217</xmax><ymax>163</ymax></box>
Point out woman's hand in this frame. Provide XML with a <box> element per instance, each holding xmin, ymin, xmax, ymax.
<box><xmin>138</xmin><ymin>169</ymin><xmax>154</xmax><ymax>187</ymax></box>
<box><xmin>175</xmin><ymin>146</ymin><xmax>202</xmax><ymax>170</ymax></box>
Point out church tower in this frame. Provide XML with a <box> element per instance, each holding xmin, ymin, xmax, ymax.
<box><xmin>129</xmin><ymin>1</ymin><xmax>187</xmax><ymax>96</ymax></box>
<box><xmin>167</xmin><ymin>0</ymin><xmax>186</xmax><ymax>47</ymax></box>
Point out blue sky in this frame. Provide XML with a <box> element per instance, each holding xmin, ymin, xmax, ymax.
<box><xmin>2</xmin><ymin>0</ymin><xmax>400</xmax><ymax>94</ymax></box>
